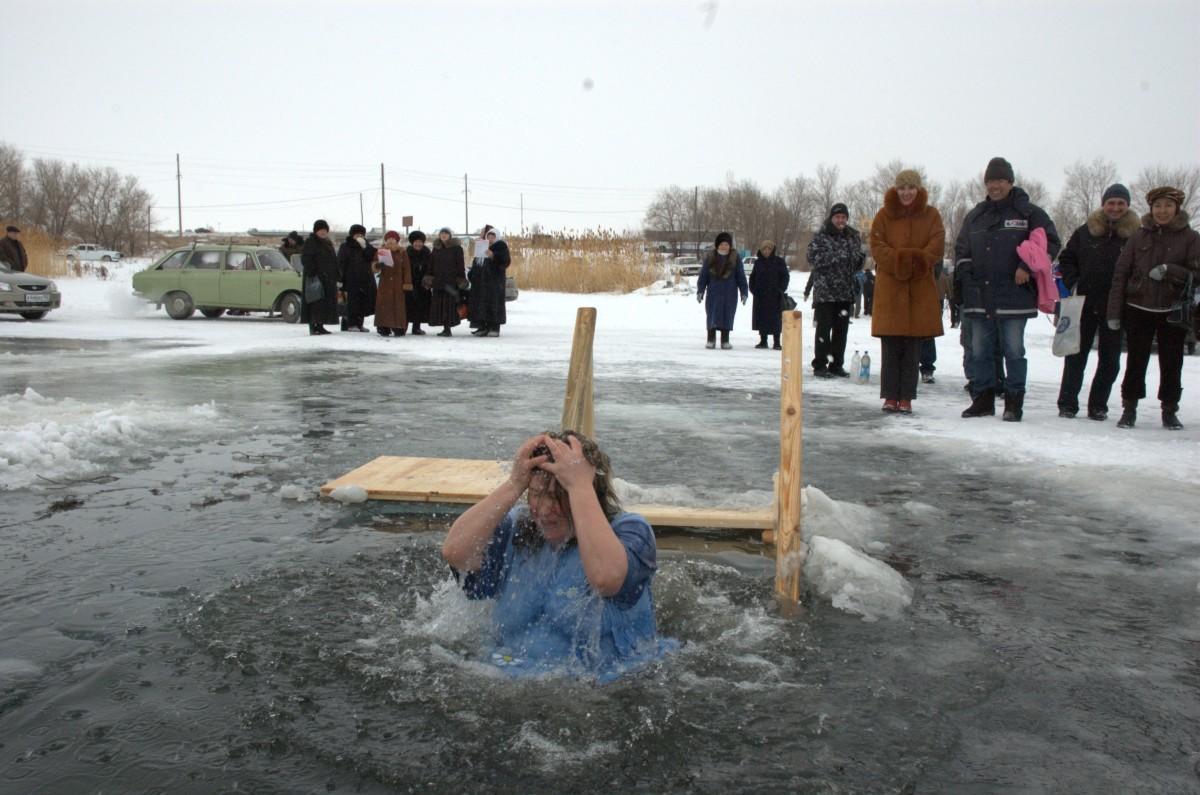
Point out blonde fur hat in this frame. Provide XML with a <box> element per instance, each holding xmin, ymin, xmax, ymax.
<box><xmin>894</xmin><ymin>169</ymin><xmax>923</xmax><ymax>189</ymax></box>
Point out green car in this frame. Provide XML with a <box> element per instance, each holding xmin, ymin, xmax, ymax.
<box><xmin>132</xmin><ymin>244</ymin><xmax>304</xmax><ymax>322</ymax></box>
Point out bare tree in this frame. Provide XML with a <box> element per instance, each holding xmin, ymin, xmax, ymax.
<box><xmin>29</xmin><ymin>158</ymin><xmax>84</xmax><ymax>239</ymax></box>
<box><xmin>76</xmin><ymin>166</ymin><xmax>123</xmax><ymax>250</ymax></box>
<box><xmin>1053</xmin><ymin>157</ymin><xmax>1120</xmax><ymax>235</ymax></box>
<box><xmin>0</xmin><ymin>143</ymin><xmax>27</xmax><ymax>223</ymax></box>
<box><xmin>813</xmin><ymin>163</ymin><xmax>840</xmax><ymax>219</ymax></box>
<box><xmin>1130</xmin><ymin>163</ymin><xmax>1200</xmax><ymax>220</ymax></box>
<box><xmin>940</xmin><ymin>179</ymin><xmax>979</xmax><ymax>259</ymax></box>
<box><xmin>642</xmin><ymin>185</ymin><xmax>693</xmax><ymax>255</ymax></box>
<box><xmin>774</xmin><ymin>175</ymin><xmax>818</xmax><ymax>257</ymax></box>
<box><xmin>113</xmin><ymin>175</ymin><xmax>153</xmax><ymax>256</ymax></box>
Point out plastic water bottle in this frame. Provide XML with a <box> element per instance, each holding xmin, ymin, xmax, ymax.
<box><xmin>850</xmin><ymin>351</ymin><xmax>861</xmax><ymax>379</ymax></box>
<box><xmin>858</xmin><ymin>351</ymin><xmax>871</xmax><ymax>384</ymax></box>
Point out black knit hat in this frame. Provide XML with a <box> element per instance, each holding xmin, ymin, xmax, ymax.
<box><xmin>408</xmin><ymin>230</ymin><xmax>426</xmax><ymax>243</ymax></box>
<box><xmin>6</xmin><ymin>225</ymin><xmax>20</xmax><ymax>233</ymax></box>
<box><xmin>349</xmin><ymin>224</ymin><xmax>367</xmax><ymax>237</ymax></box>
<box><xmin>714</xmin><ymin>231</ymin><xmax>733</xmax><ymax>247</ymax></box>
<box><xmin>313</xmin><ymin>219</ymin><xmax>330</xmax><ymax>233</ymax></box>
<box><xmin>1101</xmin><ymin>183</ymin><xmax>1131</xmax><ymax>204</ymax></box>
<box><xmin>984</xmin><ymin>157</ymin><xmax>1015</xmax><ymax>183</ymax></box>
<box><xmin>829</xmin><ymin>203</ymin><xmax>849</xmax><ymax>219</ymax></box>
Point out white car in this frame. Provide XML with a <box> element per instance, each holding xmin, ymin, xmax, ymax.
<box><xmin>63</xmin><ymin>243</ymin><xmax>121</xmax><ymax>262</ymax></box>
<box><xmin>669</xmin><ymin>256</ymin><xmax>701</xmax><ymax>277</ymax></box>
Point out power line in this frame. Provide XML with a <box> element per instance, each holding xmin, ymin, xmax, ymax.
<box><xmin>151</xmin><ymin>189</ymin><xmax>370</xmax><ymax>210</ymax></box>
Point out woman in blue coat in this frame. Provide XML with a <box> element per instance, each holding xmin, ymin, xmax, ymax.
<box><xmin>442</xmin><ymin>431</ymin><xmax>673</xmax><ymax>680</ymax></box>
<box><xmin>696</xmin><ymin>231</ymin><xmax>749</xmax><ymax>349</ymax></box>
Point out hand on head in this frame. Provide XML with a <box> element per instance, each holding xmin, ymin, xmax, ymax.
<box><xmin>509</xmin><ymin>435</ymin><xmax>550</xmax><ymax>492</ymax></box>
<box><xmin>535</xmin><ymin>434</ymin><xmax>595</xmax><ymax>493</ymax></box>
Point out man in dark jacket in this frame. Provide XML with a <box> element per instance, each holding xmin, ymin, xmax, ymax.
<box><xmin>279</xmin><ymin>231</ymin><xmax>304</xmax><ymax>263</ymax></box>
<box><xmin>1056</xmin><ymin>183</ymin><xmax>1138</xmax><ymax>421</ymax></box>
<box><xmin>300</xmin><ymin>219</ymin><xmax>340</xmax><ymax>335</ymax></box>
<box><xmin>0</xmin><ymin>226</ymin><xmax>29</xmax><ymax>272</ymax></box>
<box><xmin>806</xmin><ymin>203</ymin><xmax>865</xmax><ymax>377</ymax></box>
<box><xmin>955</xmin><ymin>157</ymin><xmax>1060</xmax><ymax>421</ymax></box>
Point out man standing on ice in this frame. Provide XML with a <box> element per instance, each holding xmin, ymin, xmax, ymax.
<box><xmin>955</xmin><ymin>157</ymin><xmax>1060</xmax><ymax>421</ymax></box>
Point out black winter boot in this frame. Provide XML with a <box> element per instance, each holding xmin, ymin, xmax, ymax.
<box><xmin>1162</xmin><ymin>403</ymin><xmax>1183</xmax><ymax>430</ymax></box>
<box><xmin>1117</xmin><ymin>401</ymin><xmax>1137</xmax><ymax>429</ymax></box>
<box><xmin>1002</xmin><ymin>391</ymin><xmax>1024</xmax><ymax>422</ymax></box>
<box><xmin>961</xmin><ymin>389</ymin><xmax>995</xmax><ymax>418</ymax></box>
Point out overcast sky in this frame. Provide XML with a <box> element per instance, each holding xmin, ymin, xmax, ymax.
<box><xmin>3</xmin><ymin>0</ymin><xmax>1198</xmax><ymax>236</ymax></box>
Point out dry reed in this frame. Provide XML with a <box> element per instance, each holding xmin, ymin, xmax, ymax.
<box><xmin>505</xmin><ymin>231</ymin><xmax>662</xmax><ymax>293</ymax></box>
<box><xmin>1</xmin><ymin>227</ymin><xmax>74</xmax><ymax>278</ymax></box>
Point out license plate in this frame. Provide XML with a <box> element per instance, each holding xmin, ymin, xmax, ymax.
<box><xmin>24</xmin><ymin>294</ymin><xmax>50</xmax><ymax>303</ymax></box>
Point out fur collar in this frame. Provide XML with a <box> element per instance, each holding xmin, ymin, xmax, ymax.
<box><xmin>883</xmin><ymin>187</ymin><xmax>929</xmax><ymax>218</ymax></box>
<box><xmin>1141</xmin><ymin>209</ymin><xmax>1192</xmax><ymax>233</ymax></box>
<box><xmin>1086</xmin><ymin>208</ymin><xmax>1140</xmax><ymax>239</ymax></box>
<box><xmin>433</xmin><ymin>237</ymin><xmax>460</xmax><ymax>250</ymax></box>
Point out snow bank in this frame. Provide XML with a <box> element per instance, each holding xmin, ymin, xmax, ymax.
<box><xmin>0</xmin><ymin>387</ymin><xmax>219</xmax><ymax>490</ymax></box>
<box><xmin>804</xmin><ymin>535</ymin><xmax>913</xmax><ymax>622</ymax></box>
<box><xmin>802</xmin><ymin>485</ymin><xmax>881</xmax><ymax>548</ymax></box>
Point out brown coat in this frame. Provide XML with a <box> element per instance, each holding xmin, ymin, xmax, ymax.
<box><xmin>869</xmin><ymin>188</ymin><xmax>946</xmax><ymax>338</ymax></box>
<box><xmin>374</xmin><ymin>243</ymin><xmax>413</xmax><ymax>330</ymax></box>
<box><xmin>0</xmin><ymin>236</ymin><xmax>28</xmax><ymax>272</ymax></box>
<box><xmin>1106</xmin><ymin>210</ymin><xmax>1200</xmax><ymax>320</ymax></box>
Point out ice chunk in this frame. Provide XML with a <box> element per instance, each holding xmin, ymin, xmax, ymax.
<box><xmin>802</xmin><ymin>485</ymin><xmax>879</xmax><ymax>548</ymax></box>
<box><xmin>329</xmin><ymin>485</ymin><xmax>368</xmax><ymax>503</ymax></box>
<box><xmin>804</xmin><ymin>536</ymin><xmax>912</xmax><ymax>621</ymax></box>
<box><xmin>278</xmin><ymin>484</ymin><xmax>311</xmax><ymax>502</ymax></box>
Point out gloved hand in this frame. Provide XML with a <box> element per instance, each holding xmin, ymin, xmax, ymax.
<box><xmin>1107</xmin><ymin>319</ymin><xmax>1121</xmax><ymax>331</ymax></box>
<box><xmin>741</xmin><ymin>296</ymin><xmax>747</xmax><ymax>306</ymax></box>
<box><xmin>696</xmin><ymin>294</ymin><xmax>703</xmax><ymax>304</ymax></box>
<box><xmin>421</xmin><ymin>275</ymin><xmax>433</xmax><ymax>289</ymax></box>
<box><xmin>1148</xmin><ymin>264</ymin><xmax>1168</xmax><ymax>281</ymax></box>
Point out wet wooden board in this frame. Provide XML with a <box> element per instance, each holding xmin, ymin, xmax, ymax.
<box><xmin>320</xmin><ymin>456</ymin><xmax>773</xmax><ymax>530</ymax></box>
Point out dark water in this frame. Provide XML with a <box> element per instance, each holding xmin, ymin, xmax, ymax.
<box><xmin>2</xmin><ymin>338</ymin><xmax>1198</xmax><ymax>794</ymax></box>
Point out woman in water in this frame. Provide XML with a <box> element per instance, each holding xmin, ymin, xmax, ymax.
<box><xmin>441</xmin><ymin>431</ymin><xmax>669</xmax><ymax>677</ymax></box>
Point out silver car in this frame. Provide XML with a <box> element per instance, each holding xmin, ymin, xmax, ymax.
<box><xmin>0</xmin><ymin>262</ymin><xmax>61</xmax><ymax>320</ymax></box>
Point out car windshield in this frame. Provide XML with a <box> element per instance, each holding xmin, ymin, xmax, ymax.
<box><xmin>257</xmin><ymin>250</ymin><xmax>292</xmax><ymax>272</ymax></box>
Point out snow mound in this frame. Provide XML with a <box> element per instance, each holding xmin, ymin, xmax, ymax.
<box><xmin>804</xmin><ymin>536</ymin><xmax>912</xmax><ymax>622</ymax></box>
<box><xmin>802</xmin><ymin>485</ymin><xmax>881</xmax><ymax>548</ymax></box>
<box><xmin>0</xmin><ymin>388</ymin><xmax>219</xmax><ymax>491</ymax></box>
<box><xmin>278</xmin><ymin>484</ymin><xmax>312</xmax><ymax>502</ymax></box>
<box><xmin>613</xmin><ymin>477</ymin><xmax>773</xmax><ymax>510</ymax></box>
<box><xmin>329</xmin><ymin>485</ymin><xmax>368</xmax><ymax>503</ymax></box>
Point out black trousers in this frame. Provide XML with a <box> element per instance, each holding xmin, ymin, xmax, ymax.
<box><xmin>1057</xmin><ymin>310</ymin><xmax>1122</xmax><ymax>413</ymax></box>
<box><xmin>880</xmin><ymin>336</ymin><xmax>920</xmax><ymax>400</ymax></box>
<box><xmin>1121</xmin><ymin>306</ymin><xmax>1185</xmax><ymax>405</ymax></box>
<box><xmin>813</xmin><ymin>301</ymin><xmax>851</xmax><ymax>372</ymax></box>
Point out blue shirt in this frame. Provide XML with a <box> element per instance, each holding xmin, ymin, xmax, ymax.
<box><xmin>459</xmin><ymin>506</ymin><xmax>673</xmax><ymax>679</ymax></box>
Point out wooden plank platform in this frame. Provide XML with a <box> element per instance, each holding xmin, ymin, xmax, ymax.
<box><xmin>320</xmin><ymin>455</ymin><xmax>773</xmax><ymax>531</ymax></box>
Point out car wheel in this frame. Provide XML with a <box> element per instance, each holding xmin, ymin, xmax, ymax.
<box><xmin>19</xmin><ymin>311</ymin><xmax>47</xmax><ymax>320</ymax></box>
<box><xmin>199</xmin><ymin>307</ymin><xmax>225</xmax><ymax>318</ymax></box>
<box><xmin>101</xmin><ymin>255</ymin><xmax>112</xmax><ymax>262</ymax></box>
<box><xmin>278</xmin><ymin>292</ymin><xmax>302</xmax><ymax>324</ymax></box>
<box><xmin>165</xmin><ymin>291</ymin><xmax>195</xmax><ymax>320</ymax></box>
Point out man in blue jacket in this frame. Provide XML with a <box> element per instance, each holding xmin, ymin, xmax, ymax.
<box><xmin>955</xmin><ymin>157</ymin><xmax>1060</xmax><ymax>421</ymax></box>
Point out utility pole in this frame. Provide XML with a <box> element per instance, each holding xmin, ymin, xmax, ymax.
<box><xmin>359</xmin><ymin>193</ymin><xmax>364</xmax><ymax>226</ymax></box>
<box><xmin>380</xmin><ymin>163</ymin><xmax>387</xmax><ymax>235</ymax></box>
<box><xmin>463</xmin><ymin>173</ymin><xmax>469</xmax><ymax>235</ymax></box>
<box><xmin>176</xmin><ymin>153</ymin><xmax>183</xmax><ymax>237</ymax></box>
<box><xmin>693</xmin><ymin>185</ymin><xmax>699</xmax><ymax>256</ymax></box>
<box><xmin>520</xmin><ymin>193</ymin><xmax>524</xmax><ymax>235</ymax></box>
<box><xmin>146</xmin><ymin>204</ymin><xmax>151</xmax><ymax>252</ymax></box>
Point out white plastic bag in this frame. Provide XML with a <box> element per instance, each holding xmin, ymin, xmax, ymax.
<box><xmin>1052</xmin><ymin>295</ymin><xmax>1085</xmax><ymax>357</ymax></box>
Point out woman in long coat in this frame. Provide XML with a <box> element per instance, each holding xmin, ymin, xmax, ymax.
<box><xmin>300</xmin><ymin>219</ymin><xmax>339</xmax><ymax>335</ymax></box>
<box><xmin>473</xmin><ymin>229</ymin><xmax>511</xmax><ymax>337</ymax></box>
<box><xmin>696</xmin><ymin>231</ymin><xmax>749</xmax><ymax>349</ymax></box>
<box><xmin>869</xmin><ymin>169</ymin><xmax>946</xmax><ymax>414</ymax></box>
<box><xmin>374</xmin><ymin>231</ymin><xmax>413</xmax><ymax>337</ymax></box>
<box><xmin>406</xmin><ymin>231</ymin><xmax>432</xmax><ymax>334</ymax></box>
<box><xmin>1106</xmin><ymin>186</ymin><xmax>1200</xmax><ymax>430</ymax></box>
<box><xmin>467</xmin><ymin>224</ymin><xmax>494</xmax><ymax>332</ymax></box>
<box><xmin>748</xmin><ymin>239</ymin><xmax>789</xmax><ymax>349</ymax></box>
<box><xmin>426</xmin><ymin>227</ymin><xmax>467</xmax><ymax>336</ymax></box>
<box><xmin>338</xmin><ymin>224</ymin><xmax>377</xmax><ymax>332</ymax></box>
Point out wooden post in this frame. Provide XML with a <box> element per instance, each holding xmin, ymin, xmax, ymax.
<box><xmin>775</xmin><ymin>309</ymin><xmax>804</xmax><ymax>603</ymax></box>
<box><xmin>561</xmin><ymin>307</ymin><xmax>597</xmax><ymax>437</ymax></box>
